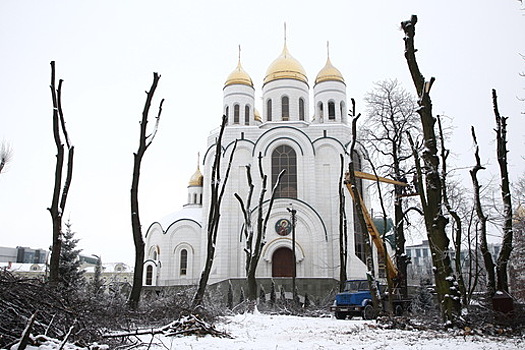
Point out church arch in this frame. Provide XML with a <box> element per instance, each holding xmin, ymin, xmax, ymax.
<box><xmin>145</xmin><ymin>265</ymin><xmax>153</xmax><ymax>286</ymax></box>
<box><xmin>244</xmin><ymin>105</ymin><xmax>250</xmax><ymax>125</ymax></box>
<box><xmin>281</xmin><ymin>95</ymin><xmax>289</xmax><ymax>121</ymax></box>
<box><xmin>328</xmin><ymin>100</ymin><xmax>336</xmax><ymax>120</ymax></box>
<box><xmin>233</xmin><ymin>104</ymin><xmax>240</xmax><ymax>124</ymax></box>
<box><xmin>271</xmin><ymin>145</ymin><xmax>297</xmax><ymax>198</ymax></box>
<box><xmin>272</xmin><ymin>247</ymin><xmax>293</xmax><ymax>277</ymax></box>
<box><xmin>266</xmin><ymin>99</ymin><xmax>272</xmax><ymax>121</ymax></box>
<box><xmin>299</xmin><ymin>98</ymin><xmax>305</xmax><ymax>121</ymax></box>
<box><xmin>262</xmin><ymin>237</ymin><xmax>305</xmax><ymax>263</ymax></box>
<box><xmin>174</xmin><ymin>243</ymin><xmax>194</xmax><ymax>278</ymax></box>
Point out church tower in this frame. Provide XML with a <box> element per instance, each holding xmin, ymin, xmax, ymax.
<box><xmin>223</xmin><ymin>49</ymin><xmax>256</xmax><ymax>126</ymax></box>
<box><xmin>262</xmin><ymin>41</ymin><xmax>309</xmax><ymax>122</ymax></box>
<box><xmin>313</xmin><ymin>43</ymin><xmax>347</xmax><ymax>124</ymax></box>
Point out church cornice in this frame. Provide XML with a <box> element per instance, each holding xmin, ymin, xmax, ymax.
<box><xmin>253</xmin><ymin>125</ymin><xmax>315</xmax><ymax>157</ymax></box>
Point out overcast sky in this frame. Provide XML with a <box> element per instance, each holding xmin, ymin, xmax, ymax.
<box><xmin>1</xmin><ymin>1</ymin><xmax>523</xmax><ymax>264</ymax></box>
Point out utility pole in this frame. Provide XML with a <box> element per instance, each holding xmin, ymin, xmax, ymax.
<box><xmin>287</xmin><ymin>205</ymin><xmax>297</xmax><ymax>305</ymax></box>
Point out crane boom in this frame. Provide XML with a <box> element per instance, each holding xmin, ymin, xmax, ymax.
<box><xmin>345</xmin><ymin>171</ymin><xmax>406</xmax><ymax>281</ymax></box>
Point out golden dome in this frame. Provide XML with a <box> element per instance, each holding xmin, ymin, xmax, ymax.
<box><xmin>188</xmin><ymin>165</ymin><xmax>203</xmax><ymax>187</ymax></box>
<box><xmin>254</xmin><ymin>108</ymin><xmax>261</xmax><ymax>122</ymax></box>
<box><xmin>263</xmin><ymin>43</ymin><xmax>308</xmax><ymax>85</ymax></box>
<box><xmin>225</xmin><ymin>60</ymin><xmax>253</xmax><ymax>88</ymax></box>
<box><xmin>315</xmin><ymin>57</ymin><xmax>345</xmax><ymax>85</ymax></box>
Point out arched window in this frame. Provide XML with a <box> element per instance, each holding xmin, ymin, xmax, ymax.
<box><xmin>152</xmin><ymin>250</ymin><xmax>157</xmax><ymax>260</ymax></box>
<box><xmin>234</xmin><ymin>104</ymin><xmax>240</xmax><ymax>124</ymax></box>
<box><xmin>193</xmin><ymin>193</ymin><xmax>197</xmax><ymax>204</ymax></box>
<box><xmin>318</xmin><ymin>102</ymin><xmax>324</xmax><ymax>119</ymax></box>
<box><xmin>145</xmin><ymin>265</ymin><xmax>153</xmax><ymax>285</ymax></box>
<box><xmin>180</xmin><ymin>249</ymin><xmax>188</xmax><ymax>275</ymax></box>
<box><xmin>352</xmin><ymin>151</ymin><xmax>365</xmax><ymax>263</ymax></box>
<box><xmin>340</xmin><ymin>101</ymin><xmax>345</xmax><ymax>118</ymax></box>
<box><xmin>328</xmin><ymin>101</ymin><xmax>336</xmax><ymax>120</ymax></box>
<box><xmin>225</xmin><ymin>106</ymin><xmax>229</xmax><ymax>119</ymax></box>
<box><xmin>281</xmin><ymin>96</ymin><xmax>289</xmax><ymax>121</ymax></box>
<box><xmin>267</xmin><ymin>99</ymin><xmax>272</xmax><ymax>121</ymax></box>
<box><xmin>245</xmin><ymin>105</ymin><xmax>250</xmax><ymax>125</ymax></box>
<box><xmin>272</xmin><ymin>145</ymin><xmax>297</xmax><ymax>198</ymax></box>
<box><xmin>199</xmin><ymin>193</ymin><xmax>203</xmax><ymax>205</ymax></box>
<box><xmin>299</xmin><ymin>98</ymin><xmax>305</xmax><ymax>121</ymax></box>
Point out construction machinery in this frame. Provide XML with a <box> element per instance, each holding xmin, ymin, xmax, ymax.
<box><xmin>330</xmin><ymin>171</ymin><xmax>412</xmax><ymax>319</ymax></box>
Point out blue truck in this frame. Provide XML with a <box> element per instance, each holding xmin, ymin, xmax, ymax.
<box><xmin>330</xmin><ymin>279</ymin><xmax>411</xmax><ymax>320</ymax></box>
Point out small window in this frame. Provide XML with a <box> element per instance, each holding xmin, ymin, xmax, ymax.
<box><xmin>180</xmin><ymin>249</ymin><xmax>188</xmax><ymax>276</ymax></box>
<box><xmin>282</xmin><ymin>96</ymin><xmax>289</xmax><ymax>121</ymax></box>
<box><xmin>267</xmin><ymin>99</ymin><xmax>272</xmax><ymax>121</ymax></box>
<box><xmin>152</xmin><ymin>250</ymin><xmax>157</xmax><ymax>260</ymax></box>
<box><xmin>145</xmin><ymin>265</ymin><xmax>153</xmax><ymax>285</ymax></box>
<box><xmin>199</xmin><ymin>194</ymin><xmax>203</xmax><ymax>204</ymax></box>
<box><xmin>318</xmin><ymin>102</ymin><xmax>324</xmax><ymax>118</ymax></box>
<box><xmin>299</xmin><ymin>98</ymin><xmax>305</xmax><ymax>121</ymax></box>
<box><xmin>245</xmin><ymin>105</ymin><xmax>250</xmax><ymax>125</ymax></box>
<box><xmin>328</xmin><ymin>101</ymin><xmax>335</xmax><ymax>120</ymax></box>
<box><xmin>340</xmin><ymin>101</ymin><xmax>345</xmax><ymax>119</ymax></box>
<box><xmin>225</xmin><ymin>106</ymin><xmax>229</xmax><ymax>119</ymax></box>
<box><xmin>234</xmin><ymin>104</ymin><xmax>240</xmax><ymax>124</ymax></box>
<box><xmin>193</xmin><ymin>193</ymin><xmax>197</xmax><ymax>204</ymax></box>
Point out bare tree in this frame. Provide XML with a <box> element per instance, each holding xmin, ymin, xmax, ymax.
<box><xmin>47</xmin><ymin>61</ymin><xmax>74</xmax><ymax>284</ymax></box>
<box><xmin>469</xmin><ymin>127</ymin><xmax>495</xmax><ymax>296</ymax></box>
<box><xmin>492</xmin><ymin>89</ymin><xmax>513</xmax><ymax>293</ymax></box>
<box><xmin>346</xmin><ymin>106</ymin><xmax>381</xmax><ymax>316</ymax></box>
<box><xmin>128</xmin><ymin>73</ymin><xmax>164</xmax><ymax>309</ymax></box>
<box><xmin>338</xmin><ymin>154</ymin><xmax>348</xmax><ymax>290</ymax></box>
<box><xmin>193</xmin><ymin>115</ymin><xmax>237</xmax><ymax>308</ymax></box>
<box><xmin>437</xmin><ymin>116</ymin><xmax>467</xmax><ymax>306</ymax></box>
<box><xmin>509</xmin><ymin>173</ymin><xmax>525</xmax><ymax>301</ymax></box>
<box><xmin>0</xmin><ymin>140</ymin><xmax>13</xmax><ymax>174</ymax></box>
<box><xmin>361</xmin><ymin>79</ymin><xmax>419</xmax><ymax>297</ymax></box>
<box><xmin>401</xmin><ymin>15</ymin><xmax>461</xmax><ymax>323</ymax></box>
<box><xmin>234</xmin><ymin>154</ymin><xmax>285</xmax><ymax>305</ymax></box>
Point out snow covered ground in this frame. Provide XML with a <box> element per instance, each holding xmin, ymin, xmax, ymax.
<box><xmin>137</xmin><ymin>313</ymin><xmax>523</xmax><ymax>350</ymax></box>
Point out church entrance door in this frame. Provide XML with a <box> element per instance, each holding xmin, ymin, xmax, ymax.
<box><xmin>272</xmin><ymin>247</ymin><xmax>294</xmax><ymax>277</ymax></box>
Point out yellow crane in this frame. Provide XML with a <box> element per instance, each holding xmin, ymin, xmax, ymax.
<box><xmin>345</xmin><ymin>171</ymin><xmax>408</xmax><ymax>281</ymax></box>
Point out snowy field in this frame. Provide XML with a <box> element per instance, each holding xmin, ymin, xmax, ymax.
<box><xmin>135</xmin><ymin>313</ymin><xmax>523</xmax><ymax>350</ymax></box>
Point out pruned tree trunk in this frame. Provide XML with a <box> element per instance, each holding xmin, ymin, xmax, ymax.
<box><xmin>193</xmin><ymin>115</ymin><xmax>237</xmax><ymax>308</ymax></box>
<box><xmin>338</xmin><ymin>154</ymin><xmax>348</xmax><ymax>291</ymax></box>
<box><xmin>235</xmin><ymin>154</ymin><xmax>284</xmax><ymax>304</ymax></box>
<box><xmin>361</xmin><ymin>146</ymin><xmax>394</xmax><ymax>315</ymax></box>
<box><xmin>401</xmin><ymin>15</ymin><xmax>461</xmax><ymax>323</ymax></box>
<box><xmin>437</xmin><ymin>116</ymin><xmax>467</xmax><ymax>306</ymax></box>
<box><xmin>492</xmin><ymin>89</ymin><xmax>513</xmax><ymax>293</ymax></box>
<box><xmin>128</xmin><ymin>73</ymin><xmax>164</xmax><ymax>309</ymax></box>
<box><xmin>347</xmin><ymin>112</ymin><xmax>380</xmax><ymax>314</ymax></box>
<box><xmin>470</xmin><ymin>126</ymin><xmax>495</xmax><ymax>296</ymax></box>
<box><xmin>48</xmin><ymin>61</ymin><xmax>74</xmax><ymax>284</ymax></box>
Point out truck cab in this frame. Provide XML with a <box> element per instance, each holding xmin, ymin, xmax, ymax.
<box><xmin>330</xmin><ymin>280</ymin><xmax>377</xmax><ymax>320</ymax></box>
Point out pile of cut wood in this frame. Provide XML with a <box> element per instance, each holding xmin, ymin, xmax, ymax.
<box><xmin>103</xmin><ymin>314</ymin><xmax>231</xmax><ymax>339</ymax></box>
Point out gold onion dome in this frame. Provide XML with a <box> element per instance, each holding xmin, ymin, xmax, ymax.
<box><xmin>254</xmin><ymin>108</ymin><xmax>261</xmax><ymax>122</ymax></box>
<box><xmin>263</xmin><ymin>43</ymin><xmax>308</xmax><ymax>85</ymax></box>
<box><xmin>188</xmin><ymin>166</ymin><xmax>203</xmax><ymax>187</ymax></box>
<box><xmin>224</xmin><ymin>60</ymin><xmax>253</xmax><ymax>88</ymax></box>
<box><xmin>315</xmin><ymin>56</ymin><xmax>345</xmax><ymax>85</ymax></box>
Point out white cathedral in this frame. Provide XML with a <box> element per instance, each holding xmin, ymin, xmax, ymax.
<box><xmin>143</xmin><ymin>40</ymin><xmax>372</xmax><ymax>296</ymax></box>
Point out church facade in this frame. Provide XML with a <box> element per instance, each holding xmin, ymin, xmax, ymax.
<box><xmin>143</xmin><ymin>41</ymin><xmax>370</xmax><ymax>293</ymax></box>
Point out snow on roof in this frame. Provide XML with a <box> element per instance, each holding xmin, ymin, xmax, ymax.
<box><xmin>155</xmin><ymin>207</ymin><xmax>203</xmax><ymax>231</ymax></box>
<box><xmin>0</xmin><ymin>262</ymin><xmax>46</xmax><ymax>272</ymax></box>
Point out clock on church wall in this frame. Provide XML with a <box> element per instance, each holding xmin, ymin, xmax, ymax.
<box><xmin>275</xmin><ymin>218</ymin><xmax>291</xmax><ymax>236</ymax></box>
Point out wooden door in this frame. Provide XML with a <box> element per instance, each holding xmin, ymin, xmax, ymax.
<box><xmin>272</xmin><ymin>247</ymin><xmax>294</xmax><ymax>277</ymax></box>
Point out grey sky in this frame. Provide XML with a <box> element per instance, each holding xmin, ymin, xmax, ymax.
<box><xmin>0</xmin><ymin>1</ymin><xmax>523</xmax><ymax>264</ymax></box>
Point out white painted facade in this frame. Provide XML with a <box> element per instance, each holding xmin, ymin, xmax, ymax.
<box><xmin>144</xmin><ymin>43</ymin><xmax>369</xmax><ymax>288</ymax></box>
